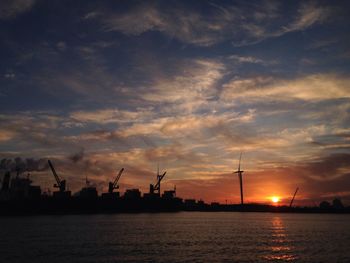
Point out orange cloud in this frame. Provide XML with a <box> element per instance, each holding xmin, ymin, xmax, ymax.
<box><xmin>221</xmin><ymin>74</ymin><xmax>350</xmax><ymax>102</ymax></box>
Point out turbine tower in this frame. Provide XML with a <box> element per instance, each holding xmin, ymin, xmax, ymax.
<box><xmin>234</xmin><ymin>153</ymin><xmax>244</xmax><ymax>206</ymax></box>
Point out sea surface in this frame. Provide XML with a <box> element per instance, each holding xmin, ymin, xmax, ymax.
<box><xmin>0</xmin><ymin>212</ymin><xmax>349</xmax><ymax>263</ymax></box>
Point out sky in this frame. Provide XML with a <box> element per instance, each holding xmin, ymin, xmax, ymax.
<box><xmin>0</xmin><ymin>0</ymin><xmax>350</xmax><ymax>205</ymax></box>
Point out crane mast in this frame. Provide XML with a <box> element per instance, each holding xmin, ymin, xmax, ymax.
<box><xmin>154</xmin><ymin>172</ymin><xmax>166</xmax><ymax>194</ymax></box>
<box><xmin>289</xmin><ymin>187</ymin><xmax>299</xmax><ymax>208</ymax></box>
<box><xmin>150</xmin><ymin>168</ymin><xmax>166</xmax><ymax>195</ymax></box>
<box><xmin>108</xmin><ymin>168</ymin><xmax>124</xmax><ymax>193</ymax></box>
<box><xmin>48</xmin><ymin>159</ymin><xmax>66</xmax><ymax>193</ymax></box>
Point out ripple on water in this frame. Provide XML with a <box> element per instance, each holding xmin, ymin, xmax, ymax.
<box><xmin>0</xmin><ymin>212</ymin><xmax>349</xmax><ymax>263</ymax></box>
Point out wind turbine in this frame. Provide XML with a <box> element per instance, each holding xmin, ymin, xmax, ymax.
<box><xmin>234</xmin><ymin>153</ymin><xmax>244</xmax><ymax>206</ymax></box>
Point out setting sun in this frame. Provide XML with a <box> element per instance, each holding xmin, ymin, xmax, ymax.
<box><xmin>271</xmin><ymin>196</ymin><xmax>280</xmax><ymax>204</ymax></box>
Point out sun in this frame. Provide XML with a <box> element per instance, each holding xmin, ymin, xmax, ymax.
<box><xmin>271</xmin><ymin>196</ymin><xmax>280</xmax><ymax>204</ymax></box>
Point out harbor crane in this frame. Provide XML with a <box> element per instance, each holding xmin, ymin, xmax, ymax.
<box><xmin>48</xmin><ymin>159</ymin><xmax>71</xmax><ymax>197</ymax></box>
<box><xmin>234</xmin><ymin>153</ymin><xmax>244</xmax><ymax>206</ymax></box>
<box><xmin>48</xmin><ymin>160</ymin><xmax>66</xmax><ymax>193</ymax></box>
<box><xmin>289</xmin><ymin>187</ymin><xmax>299</xmax><ymax>208</ymax></box>
<box><xmin>150</xmin><ymin>165</ymin><xmax>166</xmax><ymax>195</ymax></box>
<box><xmin>108</xmin><ymin>168</ymin><xmax>124</xmax><ymax>194</ymax></box>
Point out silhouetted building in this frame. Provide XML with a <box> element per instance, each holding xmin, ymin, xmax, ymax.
<box><xmin>332</xmin><ymin>198</ymin><xmax>344</xmax><ymax>209</ymax></box>
<box><xmin>184</xmin><ymin>199</ymin><xmax>197</xmax><ymax>210</ymax></box>
<box><xmin>0</xmin><ymin>172</ymin><xmax>12</xmax><ymax>201</ymax></box>
<box><xmin>124</xmin><ymin>189</ymin><xmax>141</xmax><ymax>200</ymax></box>
<box><xmin>1</xmin><ymin>172</ymin><xmax>11</xmax><ymax>191</ymax></box>
<box><xmin>162</xmin><ymin>190</ymin><xmax>176</xmax><ymax>199</ymax></box>
<box><xmin>9</xmin><ymin>173</ymin><xmax>41</xmax><ymax>199</ymax></box>
<box><xmin>78</xmin><ymin>186</ymin><xmax>98</xmax><ymax>199</ymax></box>
<box><xmin>53</xmin><ymin>191</ymin><xmax>72</xmax><ymax>199</ymax></box>
<box><xmin>197</xmin><ymin>200</ymin><xmax>205</xmax><ymax>206</ymax></box>
<box><xmin>101</xmin><ymin>192</ymin><xmax>120</xmax><ymax>199</ymax></box>
<box><xmin>143</xmin><ymin>192</ymin><xmax>160</xmax><ymax>199</ymax></box>
<box><xmin>320</xmin><ymin>201</ymin><xmax>331</xmax><ymax>209</ymax></box>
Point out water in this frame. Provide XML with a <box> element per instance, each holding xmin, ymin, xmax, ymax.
<box><xmin>0</xmin><ymin>212</ymin><xmax>349</xmax><ymax>262</ymax></box>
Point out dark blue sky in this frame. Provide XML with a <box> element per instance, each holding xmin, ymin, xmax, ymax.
<box><xmin>1</xmin><ymin>0</ymin><xmax>350</xmax><ymax>204</ymax></box>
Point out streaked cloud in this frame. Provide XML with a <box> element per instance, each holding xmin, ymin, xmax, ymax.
<box><xmin>229</xmin><ymin>55</ymin><xmax>266</xmax><ymax>65</ymax></box>
<box><xmin>282</xmin><ymin>1</ymin><xmax>330</xmax><ymax>33</ymax></box>
<box><xmin>70</xmin><ymin>108</ymin><xmax>153</xmax><ymax>124</ymax></box>
<box><xmin>221</xmin><ymin>74</ymin><xmax>350</xmax><ymax>102</ymax></box>
<box><xmin>4</xmin><ymin>73</ymin><xmax>16</xmax><ymax>79</ymax></box>
<box><xmin>0</xmin><ymin>0</ymin><xmax>36</xmax><ymax>20</ymax></box>
<box><xmin>141</xmin><ymin>59</ymin><xmax>224</xmax><ymax>107</ymax></box>
<box><xmin>92</xmin><ymin>1</ymin><xmax>332</xmax><ymax>46</ymax></box>
<box><xmin>0</xmin><ymin>129</ymin><xmax>17</xmax><ymax>142</ymax></box>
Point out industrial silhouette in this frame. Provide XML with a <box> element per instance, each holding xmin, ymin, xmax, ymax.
<box><xmin>0</xmin><ymin>158</ymin><xmax>349</xmax><ymax>215</ymax></box>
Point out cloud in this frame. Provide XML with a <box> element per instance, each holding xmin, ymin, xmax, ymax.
<box><xmin>94</xmin><ymin>1</ymin><xmax>332</xmax><ymax>46</ymax></box>
<box><xmin>70</xmin><ymin>108</ymin><xmax>153</xmax><ymax>124</ymax></box>
<box><xmin>307</xmin><ymin>38</ymin><xmax>338</xmax><ymax>50</ymax></box>
<box><xmin>112</xmin><ymin>110</ymin><xmax>255</xmax><ymax>140</ymax></box>
<box><xmin>83</xmin><ymin>11</ymin><xmax>99</xmax><ymax>20</ymax></box>
<box><xmin>221</xmin><ymin>73</ymin><xmax>350</xmax><ymax>102</ymax></box>
<box><xmin>66</xmin><ymin>113</ymin><xmax>235</xmax><ymax>142</ymax></box>
<box><xmin>100</xmin><ymin>2</ymin><xmax>225</xmax><ymax>46</ymax></box>
<box><xmin>36</xmin><ymin>62</ymin><xmax>124</xmax><ymax>104</ymax></box>
<box><xmin>102</xmin><ymin>3</ymin><xmax>164</xmax><ymax>35</ymax></box>
<box><xmin>0</xmin><ymin>157</ymin><xmax>48</xmax><ymax>173</ymax></box>
<box><xmin>283</xmin><ymin>2</ymin><xmax>330</xmax><ymax>33</ymax></box>
<box><xmin>140</xmin><ymin>59</ymin><xmax>224</xmax><ymax>113</ymax></box>
<box><xmin>298</xmin><ymin>153</ymin><xmax>350</xmax><ymax>181</ymax></box>
<box><xmin>4</xmin><ymin>73</ymin><xmax>16</xmax><ymax>79</ymax></box>
<box><xmin>228</xmin><ymin>55</ymin><xmax>265</xmax><ymax>64</ymax></box>
<box><xmin>56</xmin><ymin>41</ymin><xmax>67</xmax><ymax>51</ymax></box>
<box><xmin>0</xmin><ymin>129</ymin><xmax>17</xmax><ymax>141</ymax></box>
<box><xmin>64</xmin><ymin>130</ymin><xmax>127</xmax><ymax>147</ymax></box>
<box><xmin>235</xmin><ymin>1</ymin><xmax>331</xmax><ymax>46</ymax></box>
<box><xmin>0</xmin><ymin>0</ymin><xmax>36</xmax><ymax>20</ymax></box>
<box><xmin>68</xmin><ymin>148</ymin><xmax>85</xmax><ymax>163</ymax></box>
<box><xmin>0</xmin><ymin>112</ymin><xmax>81</xmax><ymax>153</ymax></box>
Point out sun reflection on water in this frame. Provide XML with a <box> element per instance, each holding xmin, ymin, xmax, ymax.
<box><xmin>262</xmin><ymin>216</ymin><xmax>298</xmax><ymax>262</ymax></box>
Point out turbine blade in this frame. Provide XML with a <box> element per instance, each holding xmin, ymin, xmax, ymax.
<box><xmin>238</xmin><ymin>152</ymin><xmax>242</xmax><ymax>171</ymax></box>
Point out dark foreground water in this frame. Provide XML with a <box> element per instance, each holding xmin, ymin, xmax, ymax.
<box><xmin>0</xmin><ymin>212</ymin><xmax>349</xmax><ymax>263</ymax></box>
